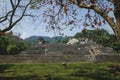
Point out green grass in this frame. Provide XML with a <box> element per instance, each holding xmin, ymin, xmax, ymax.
<box><xmin>0</xmin><ymin>62</ymin><xmax>120</xmax><ymax>80</ymax></box>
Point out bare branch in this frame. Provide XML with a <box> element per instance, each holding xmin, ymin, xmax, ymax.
<box><xmin>2</xmin><ymin>0</ymin><xmax>32</xmax><ymax>32</ymax></box>
<box><xmin>10</xmin><ymin>0</ymin><xmax>15</xmax><ymax>9</ymax></box>
<box><xmin>0</xmin><ymin>10</ymin><xmax>13</xmax><ymax>23</ymax></box>
<box><xmin>69</xmin><ymin>0</ymin><xmax>117</xmax><ymax>33</ymax></box>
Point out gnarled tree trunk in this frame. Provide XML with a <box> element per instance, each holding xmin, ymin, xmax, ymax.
<box><xmin>113</xmin><ymin>0</ymin><xmax>120</xmax><ymax>40</ymax></box>
<box><xmin>70</xmin><ymin>0</ymin><xmax>120</xmax><ymax>41</ymax></box>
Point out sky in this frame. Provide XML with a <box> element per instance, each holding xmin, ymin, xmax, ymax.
<box><xmin>1</xmin><ymin>0</ymin><xmax>114</xmax><ymax>39</ymax></box>
<box><xmin>12</xmin><ymin>18</ymin><xmax>84</xmax><ymax>39</ymax></box>
<box><xmin>12</xmin><ymin>16</ymin><xmax>114</xmax><ymax>39</ymax></box>
<box><xmin>11</xmin><ymin>12</ymin><xmax>113</xmax><ymax>39</ymax></box>
<box><xmin>10</xmin><ymin>1</ymin><xmax>86</xmax><ymax>39</ymax></box>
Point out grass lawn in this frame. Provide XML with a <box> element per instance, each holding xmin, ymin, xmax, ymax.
<box><xmin>0</xmin><ymin>62</ymin><xmax>120</xmax><ymax>80</ymax></box>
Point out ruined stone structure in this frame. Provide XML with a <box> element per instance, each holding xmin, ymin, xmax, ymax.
<box><xmin>67</xmin><ymin>38</ymin><xmax>79</xmax><ymax>44</ymax></box>
<box><xmin>21</xmin><ymin>42</ymin><xmax>113</xmax><ymax>56</ymax></box>
<box><xmin>20</xmin><ymin>39</ymin><xmax>118</xmax><ymax>62</ymax></box>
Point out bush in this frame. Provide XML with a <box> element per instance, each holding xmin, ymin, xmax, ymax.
<box><xmin>0</xmin><ymin>35</ymin><xmax>9</xmax><ymax>54</ymax></box>
<box><xmin>0</xmin><ymin>34</ymin><xmax>29</xmax><ymax>55</ymax></box>
<box><xmin>7</xmin><ymin>44</ymin><xmax>20</xmax><ymax>54</ymax></box>
<box><xmin>96</xmin><ymin>34</ymin><xmax>110</xmax><ymax>47</ymax></box>
<box><xmin>74</xmin><ymin>29</ymin><xmax>120</xmax><ymax>53</ymax></box>
<box><xmin>110</xmin><ymin>41</ymin><xmax>120</xmax><ymax>52</ymax></box>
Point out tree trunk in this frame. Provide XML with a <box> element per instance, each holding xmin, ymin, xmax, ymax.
<box><xmin>114</xmin><ymin>18</ymin><xmax>120</xmax><ymax>40</ymax></box>
<box><xmin>70</xmin><ymin>0</ymin><xmax>120</xmax><ymax>41</ymax></box>
<box><xmin>113</xmin><ymin>0</ymin><xmax>120</xmax><ymax>41</ymax></box>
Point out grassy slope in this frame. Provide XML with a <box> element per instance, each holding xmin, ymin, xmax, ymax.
<box><xmin>0</xmin><ymin>63</ymin><xmax>120</xmax><ymax>80</ymax></box>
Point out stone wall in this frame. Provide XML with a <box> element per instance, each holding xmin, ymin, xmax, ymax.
<box><xmin>0</xmin><ymin>53</ymin><xmax>120</xmax><ymax>63</ymax></box>
<box><xmin>95</xmin><ymin>53</ymin><xmax>120</xmax><ymax>62</ymax></box>
<box><xmin>0</xmin><ymin>55</ymin><xmax>90</xmax><ymax>63</ymax></box>
<box><xmin>21</xmin><ymin>43</ymin><xmax>114</xmax><ymax>55</ymax></box>
<box><xmin>10</xmin><ymin>43</ymin><xmax>119</xmax><ymax>63</ymax></box>
<box><xmin>21</xmin><ymin>43</ymin><xmax>91</xmax><ymax>55</ymax></box>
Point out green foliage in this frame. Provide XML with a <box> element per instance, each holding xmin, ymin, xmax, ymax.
<box><xmin>74</xmin><ymin>32</ymin><xmax>83</xmax><ymax>39</ymax></box>
<box><xmin>96</xmin><ymin>34</ymin><xmax>111</xmax><ymax>46</ymax></box>
<box><xmin>0</xmin><ymin>63</ymin><xmax>119</xmax><ymax>80</ymax></box>
<box><xmin>55</xmin><ymin>37</ymin><xmax>70</xmax><ymax>43</ymax></box>
<box><xmin>74</xmin><ymin>29</ymin><xmax>120</xmax><ymax>52</ymax></box>
<box><xmin>0</xmin><ymin>35</ymin><xmax>9</xmax><ymax>54</ymax></box>
<box><xmin>25</xmin><ymin>36</ymin><xmax>70</xmax><ymax>44</ymax></box>
<box><xmin>30</xmin><ymin>0</ymin><xmax>42</xmax><ymax>9</ymax></box>
<box><xmin>49</xmin><ymin>36</ymin><xmax>70</xmax><ymax>43</ymax></box>
<box><xmin>7</xmin><ymin>44</ymin><xmax>20</xmax><ymax>54</ymax></box>
<box><xmin>60</xmin><ymin>38</ymin><xmax>69</xmax><ymax>43</ymax></box>
<box><xmin>0</xmin><ymin>34</ymin><xmax>29</xmax><ymax>55</ymax></box>
<box><xmin>110</xmin><ymin>41</ymin><xmax>120</xmax><ymax>52</ymax></box>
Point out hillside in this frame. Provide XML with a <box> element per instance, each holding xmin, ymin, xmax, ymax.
<box><xmin>24</xmin><ymin>36</ymin><xmax>70</xmax><ymax>44</ymax></box>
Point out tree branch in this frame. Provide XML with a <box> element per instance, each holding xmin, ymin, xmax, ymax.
<box><xmin>0</xmin><ymin>10</ymin><xmax>13</xmax><ymax>23</ymax></box>
<box><xmin>2</xmin><ymin>0</ymin><xmax>31</xmax><ymax>32</ymax></box>
<box><xmin>70</xmin><ymin>0</ymin><xmax>117</xmax><ymax>33</ymax></box>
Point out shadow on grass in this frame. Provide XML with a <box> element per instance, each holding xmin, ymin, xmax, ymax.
<box><xmin>0</xmin><ymin>64</ymin><xmax>15</xmax><ymax>73</ymax></box>
<box><xmin>0</xmin><ymin>64</ymin><xmax>64</xmax><ymax>80</ymax></box>
<box><xmin>70</xmin><ymin>68</ymin><xmax>120</xmax><ymax>80</ymax></box>
<box><xmin>0</xmin><ymin>75</ymin><xmax>65</xmax><ymax>80</ymax></box>
<box><xmin>0</xmin><ymin>76</ymin><xmax>40</xmax><ymax>80</ymax></box>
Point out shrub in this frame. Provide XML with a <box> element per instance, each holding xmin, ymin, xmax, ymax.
<box><xmin>7</xmin><ymin>44</ymin><xmax>20</xmax><ymax>54</ymax></box>
<box><xmin>0</xmin><ymin>34</ymin><xmax>29</xmax><ymax>55</ymax></box>
<box><xmin>110</xmin><ymin>41</ymin><xmax>120</xmax><ymax>52</ymax></box>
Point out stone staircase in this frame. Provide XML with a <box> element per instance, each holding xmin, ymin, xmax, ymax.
<box><xmin>21</xmin><ymin>43</ymin><xmax>91</xmax><ymax>55</ymax></box>
<box><xmin>86</xmin><ymin>44</ymin><xmax>102</xmax><ymax>62</ymax></box>
<box><xmin>91</xmin><ymin>44</ymin><xmax>102</xmax><ymax>54</ymax></box>
<box><xmin>21</xmin><ymin>44</ymin><xmax>45</xmax><ymax>54</ymax></box>
<box><xmin>20</xmin><ymin>43</ymin><xmax>114</xmax><ymax>62</ymax></box>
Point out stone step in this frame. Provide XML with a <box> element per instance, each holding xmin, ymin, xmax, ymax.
<box><xmin>0</xmin><ymin>55</ymin><xmax>95</xmax><ymax>63</ymax></box>
<box><xmin>94</xmin><ymin>49</ymin><xmax>101</xmax><ymax>52</ymax></box>
<box><xmin>91</xmin><ymin>45</ymin><xmax>101</xmax><ymax>53</ymax></box>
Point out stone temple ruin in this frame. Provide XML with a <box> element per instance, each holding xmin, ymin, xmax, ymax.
<box><xmin>19</xmin><ymin>38</ymin><xmax>120</xmax><ymax>62</ymax></box>
<box><xmin>66</xmin><ymin>38</ymin><xmax>115</xmax><ymax>61</ymax></box>
<box><xmin>0</xmin><ymin>40</ymin><xmax>119</xmax><ymax>63</ymax></box>
<box><xmin>21</xmin><ymin>38</ymin><xmax>114</xmax><ymax>55</ymax></box>
<box><xmin>20</xmin><ymin>37</ymin><xmax>117</xmax><ymax>62</ymax></box>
